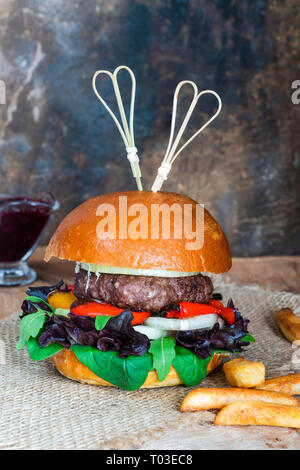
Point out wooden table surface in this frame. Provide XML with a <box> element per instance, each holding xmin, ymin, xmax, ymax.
<box><xmin>1</xmin><ymin>248</ymin><xmax>299</xmax><ymax>449</ymax></box>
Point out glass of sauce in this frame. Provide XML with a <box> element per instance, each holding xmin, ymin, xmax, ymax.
<box><xmin>0</xmin><ymin>193</ymin><xmax>59</xmax><ymax>286</ymax></box>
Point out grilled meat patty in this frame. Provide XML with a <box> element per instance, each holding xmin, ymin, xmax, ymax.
<box><xmin>74</xmin><ymin>269</ymin><xmax>214</xmax><ymax>313</ymax></box>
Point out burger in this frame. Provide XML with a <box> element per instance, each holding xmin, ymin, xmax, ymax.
<box><xmin>17</xmin><ymin>190</ymin><xmax>254</xmax><ymax>390</ymax></box>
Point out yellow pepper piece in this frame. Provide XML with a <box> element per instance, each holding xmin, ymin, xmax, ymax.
<box><xmin>48</xmin><ymin>291</ymin><xmax>77</xmax><ymax>310</ymax></box>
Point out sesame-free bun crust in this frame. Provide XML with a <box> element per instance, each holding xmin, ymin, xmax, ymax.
<box><xmin>51</xmin><ymin>349</ymin><xmax>227</xmax><ymax>388</ymax></box>
<box><xmin>45</xmin><ymin>191</ymin><xmax>231</xmax><ymax>274</ymax></box>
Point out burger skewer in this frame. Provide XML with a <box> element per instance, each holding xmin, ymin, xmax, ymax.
<box><xmin>92</xmin><ymin>66</ymin><xmax>143</xmax><ymax>191</ymax></box>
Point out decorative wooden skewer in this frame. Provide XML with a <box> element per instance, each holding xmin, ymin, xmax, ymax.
<box><xmin>92</xmin><ymin>66</ymin><xmax>143</xmax><ymax>191</ymax></box>
<box><xmin>151</xmin><ymin>81</ymin><xmax>222</xmax><ymax>192</ymax></box>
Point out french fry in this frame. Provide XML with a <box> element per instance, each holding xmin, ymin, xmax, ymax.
<box><xmin>276</xmin><ymin>308</ymin><xmax>300</xmax><ymax>346</ymax></box>
<box><xmin>257</xmin><ymin>373</ymin><xmax>300</xmax><ymax>395</ymax></box>
<box><xmin>214</xmin><ymin>401</ymin><xmax>300</xmax><ymax>428</ymax></box>
<box><xmin>180</xmin><ymin>387</ymin><xmax>298</xmax><ymax>412</ymax></box>
<box><xmin>223</xmin><ymin>357</ymin><xmax>265</xmax><ymax>388</ymax></box>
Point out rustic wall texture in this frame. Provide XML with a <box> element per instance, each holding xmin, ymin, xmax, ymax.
<box><xmin>0</xmin><ymin>0</ymin><xmax>299</xmax><ymax>256</ymax></box>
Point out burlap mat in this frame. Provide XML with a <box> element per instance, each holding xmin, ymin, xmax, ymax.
<box><xmin>1</xmin><ymin>278</ymin><xmax>300</xmax><ymax>450</ymax></box>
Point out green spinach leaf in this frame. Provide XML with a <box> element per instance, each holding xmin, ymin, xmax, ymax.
<box><xmin>172</xmin><ymin>345</ymin><xmax>212</xmax><ymax>386</ymax></box>
<box><xmin>241</xmin><ymin>333</ymin><xmax>256</xmax><ymax>343</ymax></box>
<box><xmin>26</xmin><ymin>336</ymin><xmax>63</xmax><ymax>361</ymax></box>
<box><xmin>149</xmin><ymin>337</ymin><xmax>176</xmax><ymax>382</ymax></box>
<box><xmin>95</xmin><ymin>316</ymin><xmax>112</xmax><ymax>330</ymax></box>
<box><xmin>16</xmin><ymin>311</ymin><xmax>47</xmax><ymax>350</ymax></box>
<box><xmin>71</xmin><ymin>345</ymin><xmax>153</xmax><ymax>391</ymax></box>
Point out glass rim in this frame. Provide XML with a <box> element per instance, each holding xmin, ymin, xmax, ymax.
<box><xmin>0</xmin><ymin>192</ymin><xmax>60</xmax><ymax>211</ymax></box>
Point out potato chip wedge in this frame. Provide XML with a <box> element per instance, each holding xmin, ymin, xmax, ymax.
<box><xmin>257</xmin><ymin>373</ymin><xmax>300</xmax><ymax>395</ymax></box>
<box><xmin>180</xmin><ymin>387</ymin><xmax>298</xmax><ymax>412</ymax></box>
<box><xmin>223</xmin><ymin>358</ymin><xmax>265</xmax><ymax>388</ymax></box>
<box><xmin>276</xmin><ymin>308</ymin><xmax>300</xmax><ymax>346</ymax></box>
<box><xmin>214</xmin><ymin>401</ymin><xmax>300</xmax><ymax>428</ymax></box>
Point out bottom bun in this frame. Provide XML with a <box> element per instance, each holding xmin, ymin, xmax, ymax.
<box><xmin>51</xmin><ymin>349</ymin><xmax>228</xmax><ymax>389</ymax></box>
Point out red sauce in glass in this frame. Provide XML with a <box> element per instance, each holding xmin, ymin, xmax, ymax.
<box><xmin>0</xmin><ymin>196</ymin><xmax>52</xmax><ymax>262</ymax></box>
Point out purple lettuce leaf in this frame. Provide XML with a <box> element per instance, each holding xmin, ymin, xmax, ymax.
<box><xmin>97</xmin><ymin>310</ymin><xmax>150</xmax><ymax>358</ymax></box>
<box><xmin>26</xmin><ymin>280</ymin><xmax>65</xmax><ymax>302</ymax></box>
<box><xmin>176</xmin><ymin>300</ymin><xmax>250</xmax><ymax>359</ymax></box>
<box><xmin>38</xmin><ymin>310</ymin><xmax>150</xmax><ymax>358</ymax></box>
<box><xmin>21</xmin><ymin>299</ymin><xmax>53</xmax><ymax>317</ymax></box>
<box><xmin>38</xmin><ymin>313</ymin><xmax>99</xmax><ymax>349</ymax></box>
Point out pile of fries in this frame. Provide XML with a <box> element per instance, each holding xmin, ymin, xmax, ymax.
<box><xmin>181</xmin><ymin>379</ymin><xmax>300</xmax><ymax>427</ymax></box>
<box><xmin>180</xmin><ymin>307</ymin><xmax>300</xmax><ymax>428</ymax></box>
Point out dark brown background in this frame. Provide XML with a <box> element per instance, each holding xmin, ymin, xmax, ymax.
<box><xmin>0</xmin><ymin>0</ymin><xmax>299</xmax><ymax>256</ymax></box>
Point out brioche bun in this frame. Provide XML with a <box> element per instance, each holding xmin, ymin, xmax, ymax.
<box><xmin>51</xmin><ymin>349</ymin><xmax>228</xmax><ymax>388</ymax></box>
<box><xmin>45</xmin><ymin>191</ymin><xmax>231</xmax><ymax>274</ymax></box>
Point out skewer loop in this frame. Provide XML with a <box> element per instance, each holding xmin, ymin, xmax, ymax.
<box><xmin>92</xmin><ymin>66</ymin><xmax>143</xmax><ymax>191</ymax></box>
<box><xmin>151</xmin><ymin>81</ymin><xmax>222</xmax><ymax>192</ymax></box>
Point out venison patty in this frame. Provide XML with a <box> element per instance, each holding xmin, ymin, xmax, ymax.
<box><xmin>74</xmin><ymin>269</ymin><xmax>214</xmax><ymax>313</ymax></box>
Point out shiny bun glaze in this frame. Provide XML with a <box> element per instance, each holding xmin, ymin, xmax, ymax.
<box><xmin>45</xmin><ymin>191</ymin><xmax>232</xmax><ymax>274</ymax></box>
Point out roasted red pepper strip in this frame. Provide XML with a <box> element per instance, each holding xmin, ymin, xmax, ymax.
<box><xmin>217</xmin><ymin>307</ymin><xmax>235</xmax><ymax>325</ymax></box>
<box><xmin>209</xmin><ymin>300</ymin><xmax>235</xmax><ymax>325</ymax></box>
<box><xmin>70</xmin><ymin>301</ymin><xmax>150</xmax><ymax>326</ymax></box>
<box><xmin>166</xmin><ymin>300</ymin><xmax>235</xmax><ymax>326</ymax></box>
<box><xmin>166</xmin><ymin>301</ymin><xmax>221</xmax><ymax>319</ymax></box>
<box><xmin>209</xmin><ymin>299</ymin><xmax>224</xmax><ymax>308</ymax></box>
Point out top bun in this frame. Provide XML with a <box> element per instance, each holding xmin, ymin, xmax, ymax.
<box><xmin>45</xmin><ymin>191</ymin><xmax>231</xmax><ymax>274</ymax></box>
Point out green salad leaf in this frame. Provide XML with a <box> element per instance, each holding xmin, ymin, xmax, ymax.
<box><xmin>16</xmin><ymin>311</ymin><xmax>47</xmax><ymax>350</ymax></box>
<box><xmin>95</xmin><ymin>316</ymin><xmax>112</xmax><ymax>330</ymax></box>
<box><xmin>172</xmin><ymin>345</ymin><xmax>213</xmax><ymax>386</ymax></box>
<box><xmin>26</xmin><ymin>336</ymin><xmax>63</xmax><ymax>361</ymax></box>
<box><xmin>149</xmin><ymin>337</ymin><xmax>176</xmax><ymax>382</ymax></box>
<box><xmin>241</xmin><ymin>333</ymin><xmax>256</xmax><ymax>343</ymax></box>
<box><xmin>71</xmin><ymin>345</ymin><xmax>153</xmax><ymax>391</ymax></box>
<box><xmin>17</xmin><ymin>296</ymin><xmax>59</xmax><ymax>351</ymax></box>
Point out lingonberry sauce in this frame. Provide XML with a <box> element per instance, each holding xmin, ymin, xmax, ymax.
<box><xmin>0</xmin><ymin>196</ymin><xmax>52</xmax><ymax>262</ymax></box>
